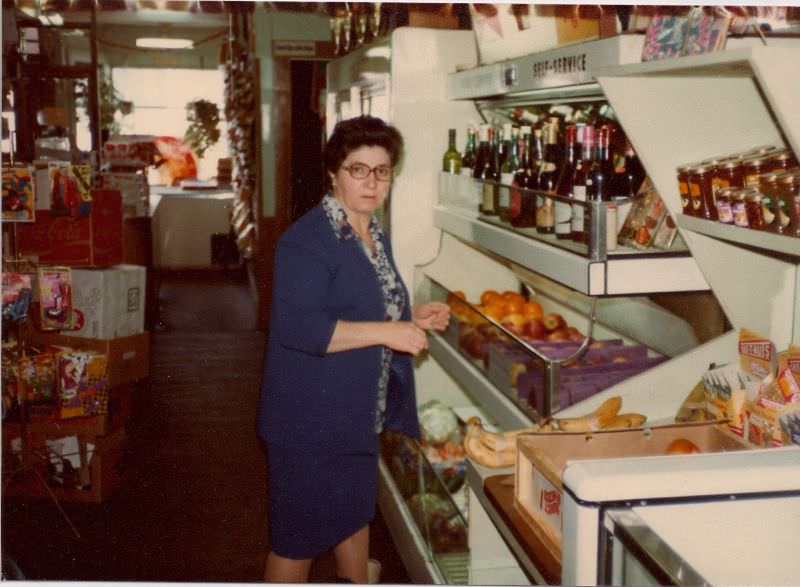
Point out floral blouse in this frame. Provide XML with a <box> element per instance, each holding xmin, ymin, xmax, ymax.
<box><xmin>322</xmin><ymin>194</ymin><xmax>406</xmax><ymax>433</ymax></box>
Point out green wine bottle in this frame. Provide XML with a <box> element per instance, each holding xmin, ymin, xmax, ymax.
<box><xmin>442</xmin><ymin>128</ymin><xmax>462</xmax><ymax>174</ymax></box>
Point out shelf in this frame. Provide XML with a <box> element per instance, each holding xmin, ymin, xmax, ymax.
<box><xmin>677</xmin><ymin>216</ymin><xmax>800</xmax><ymax>259</ymax></box>
<box><xmin>595</xmin><ymin>45</ymin><xmax>800</xmax><ymax>345</ymax></box>
<box><xmin>465</xmin><ymin>460</ymin><xmax>556</xmax><ymax>585</ymax></box>
<box><xmin>433</xmin><ymin>205</ymin><xmax>708</xmax><ymax>296</ymax></box>
<box><xmin>428</xmin><ymin>333</ymin><xmax>535</xmax><ymax>431</ymax></box>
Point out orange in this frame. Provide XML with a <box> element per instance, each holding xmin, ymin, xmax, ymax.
<box><xmin>483</xmin><ymin>302</ymin><xmax>506</xmax><ymax>322</ymax></box>
<box><xmin>502</xmin><ymin>297</ymin><xmax>525</xmax><ymax>315</ymax></box>
<box><xmin>501</xmin><ymin>290</ymin><xmax>525</xmax><ymax>304</ymax></box>
<box><xmin>522</xmin><ymin>300</ymin><xmax>544</xmax><ymax>320</ymax></box>
<box><xmin>480</xmin><ymin>290</ymin><xmax>502</xmax><ymax>306</ymax></box>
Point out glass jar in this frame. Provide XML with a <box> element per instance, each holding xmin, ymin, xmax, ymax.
<box><xmin>731</xmin><ymin>189</ymin><xmax>750</xmax><ymax>228</ymax></box>
<box><xmin>759</xmin><ymin>172</ymin><xmax>781</xmax><ymax>232</ymax></box>
<box><xmin>688</xmin><ymin>164</ymin><xmax>716</xmax><ymax>220</ymax></box>
<box><xmin>744</xmin><ymin>190</ymin><xmax>767</xmax><ymax>230</ymax></box>
<box><xmin>676</xmin><ymin>164</ymin><xmax>694</xmax><ymax>216</ymax></box>
<box><xmin>714</xmin><ymin>159</ymin><xmax>745</xmax><ymax>191</ymax></box>
<box><xmin>770</xmin><ymin>172</ymin><xmax>796</xmax><ymax>236</ymax></box>
<box><xmin>743</xmin><ymin>145</ymin><xmax>779</xmax><ymax>158</ymax></box>
<box><xmin>743</xmin><ymin>156</ymin><xmax>771</xmax><ymax>188</ymax></box>
<box><xmin>786</xmin><ymin>174</ymin><xmax>800</xmax><ymax>238</ymax></box>
<box><xmin>768</xmin><ymin>149</ymin><xmax>799</xmax><ymax>173</ymax></box>
<box><xmin>716</xmin><ymin>187</ymin><xmax>736</xmax><ymax>224</ymax></box>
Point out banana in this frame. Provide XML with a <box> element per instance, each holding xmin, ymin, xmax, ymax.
<box><xmin>464</xmin><ymin>418</ymin><xmax>517</xmax><ymax>468</ymax></box>
<box><xmin>603</xmin><ymin>413</ymin><xmax>647</xmax><ymax>429</ymax></box>
<box><xmin>554</xmin><ymin>396</ymin><xmax>623</xmax><ymax>432</ymax></box>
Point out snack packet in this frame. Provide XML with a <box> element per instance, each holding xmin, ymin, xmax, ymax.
<box><xmin>738</xmin><ymin>328</ymin><xmax>777</xmax><ymax>381</ymax></box>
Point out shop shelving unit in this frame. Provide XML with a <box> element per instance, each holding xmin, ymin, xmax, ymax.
<box><xmin>327</xmin><ymin>27</ymin><xmax>800</xmax><ymax>585</ymax></box>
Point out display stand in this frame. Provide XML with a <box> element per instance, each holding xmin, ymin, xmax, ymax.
<box><xmin>2</xmin><ymin>227</ymin><xmax>81</xmax><ymax>539</ymax></box>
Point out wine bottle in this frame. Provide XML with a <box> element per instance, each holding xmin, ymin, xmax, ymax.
<box><xmin>476</xmin><ymin>125</ymin><xmax>498</xmax><ymax>215</ymax></box>
<box><xmin>555</xmin><ymin>124</ymin><xmax>579</xmax><ymax>239</ymax></box>
<box><xmin>572</xmin><ymin>125</ymin><xmax>594</xmax><ymax>243</ymax></box>
<box><xmin>499</xmin><ymin>123</ymin><xmax>513</xmax><ymax>171</ymax></box>
<box><xmin>498</xmin><ymin>126</ymin><xmax>520</xmax><ymax>223</ymax></box>
<box><xmin>460</xmin><ymin>125</ymin><xmax>477</xmax><ymax>178</ymax></box>
<box><xmin>473</xmin><ymin>123</ymin><xmax>491</xmax><ymax>214</ymax></box>
<box><xmin>509</xmin><ymin>125</ymin><xmax>531</xmax><ymax>225</ymax></box>
<box><xmin>536</xmin><ymin>118</ymin><xmax>560</xmax><ymax>234</ymax></box>
<box><xmin>615</xmin><ymin>137</ymin><xmax>645</xmax><ymax>228</ymax></box>
<box><xmin>442</xmin><ymin>128</ymin><xmax>462</xmax><ymax>174</ymax></box>
<box><xmin>585</xmin><ymin>125</ymin><xmax>618</xmax><ymax>250</ymax></box>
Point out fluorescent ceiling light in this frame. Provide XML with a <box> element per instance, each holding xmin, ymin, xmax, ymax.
<box><xmin>136</xmin><ymin>37</ymin><xmax>194</xmax><ymax>50</ymax></box>
<box><xmin>38</xmin><ymin>13</ymin><xmax>64</xmax><ymax>26</ymax></box>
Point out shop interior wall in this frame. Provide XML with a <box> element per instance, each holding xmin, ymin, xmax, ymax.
<box><xmin>252</xmin><ymin>10</ymin><xmax>331</xmax><ymax>331</ymax></box>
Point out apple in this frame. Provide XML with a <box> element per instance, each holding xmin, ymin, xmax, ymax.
<box><xmin>461</xmin><ymin>331</ymin><xmax>486</xmax><ymax>359</ymax></box>
<box><xmin>524</xmin><ymin>318</ymin><xmax>547</xmax><ymax>340</ymax></box>
<box><xmin>546</xmin><ymin>328</ymin><xmax>571</xmax><ymax>342</ymax></box>
<box><xmin>542</xmin><ymin>312</ymin><xmax>566</xmax><ymax>332</ymax></box>
<box><xmin>566</xmin><ymin>326</ymin><xmax>585</xmax><ymax>341</ymax></box>
<box><xmin>501</xmin><ymin>312</ymin><xmax>527</xmax><ymax>336</ymax></box>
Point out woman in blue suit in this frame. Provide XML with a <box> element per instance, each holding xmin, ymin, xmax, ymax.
<box><xmin>258</xmin><ymin>116</ymin><xmax>450</xmax><ymax>583</ymax></box>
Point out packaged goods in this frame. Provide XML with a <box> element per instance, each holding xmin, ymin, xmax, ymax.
<box><xmin>57</xmin><ymin>350</ymin><xmax>109</xmax><ymax>419</ymax></box>
<box><xmin>738</xmin><ymin>327</ymin><xmax>777</xmax><ymax>381</ymax></box>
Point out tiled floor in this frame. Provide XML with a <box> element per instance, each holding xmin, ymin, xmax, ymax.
<box><xmin>2</xmin><ymin>268</ymin><xmax>410</xmax><ymax>583</ymax></box>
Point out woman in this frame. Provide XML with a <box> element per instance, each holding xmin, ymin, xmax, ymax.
<box><xmin>257</xmin><ymin>116</ymin><xmax>450</xmax><ymax>583</ymax></box>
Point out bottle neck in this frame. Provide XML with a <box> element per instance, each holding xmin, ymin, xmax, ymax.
<box><xmin>448</xmin><ymin>130</ymin><xmax>457</xmax><ymax>150</ymax></box>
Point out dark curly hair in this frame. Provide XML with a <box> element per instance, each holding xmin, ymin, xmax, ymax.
<box><xmin>323</xmin><ymin>116</ymin><xmax>404</xmax><ymax>179</ymax></box>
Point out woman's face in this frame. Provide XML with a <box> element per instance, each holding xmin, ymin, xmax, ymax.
<box><xmin>330</xmin><ymin>146</ymin><xmax>392</xmax><ymax>220</ymax></box>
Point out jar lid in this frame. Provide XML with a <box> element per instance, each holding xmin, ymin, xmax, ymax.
<box><xmin>745</xmin><ymin>190</ymin><xmax>763</xmax><ymax>201</ymax></box>
<box><xmin>717</xmin><ymin>186</ymin><xmax>738</xmax><ymax>197</ymax></box>
<box><xmin>721</xmin><ymin>159</ymin><xmax>742</xmax><ymax>170</ymax></box>
<box><xmin>760</xmin><ymin>171</ymin><xmax>780</xmax><ymax>183</ymax></box>
<box><xmin>744</xmin><ymin>145</ymin><xmax>780</xmax><ymax>156</ymax></box>
<box><xmin>744</xmin><ymin>155</ymin><xmax>772</xmax><ymax>166</ymax></box>
<box><xmin>691</xmin><ymin>164</ymin><xmax>712</xmax><ymax>173</ymax></box>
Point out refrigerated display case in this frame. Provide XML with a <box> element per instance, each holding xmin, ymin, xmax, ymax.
<box><xmin>327</xmin><ymin>28</ymin><xmax>800</xmax><ymax>585</ymax></box>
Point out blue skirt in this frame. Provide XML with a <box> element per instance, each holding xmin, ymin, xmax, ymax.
<box><xmin>267</xmin><ymin>444</ymin><xmax>379</xmax><ymax>559</ymax></box>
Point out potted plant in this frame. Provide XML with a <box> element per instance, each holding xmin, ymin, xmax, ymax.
<box><xmin>183</xmin><ymin>98</ymin><xmax>220</xmax><ymax>159</ymax></box>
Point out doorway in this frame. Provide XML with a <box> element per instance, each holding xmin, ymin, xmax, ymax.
<box><xmin>289</xmin><ymin>60</ymin><xmax>325</xmax><ymax>222</ymax></box>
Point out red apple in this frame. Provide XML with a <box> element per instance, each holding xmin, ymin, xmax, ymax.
<box><xmin>546</xmin><ymin>327</ymin><xmax>571</xmax><ymax>342</ymax></box>
<box><xmin>501</xmin><ymin>312</ymin><xmax>527</xmax><ymax>336</ymax></box>
<box><xmin>524</xmin><ymin>318</ymin><xmax>547</xmax><ymax>340</ymax></box>
<box><xmin>462</xmin><ymin>331</ymin><xmax>486</xmax><ymax>359</ymax></box>
<box><xmin>566</xmin><ymin>326</ymin><xmax>585</xmax><ymax>341</ymax></box>
<box><xmin>543</xmin><ymin>312</ymin><xmax>566</xmax><ymax>332</ymax></box>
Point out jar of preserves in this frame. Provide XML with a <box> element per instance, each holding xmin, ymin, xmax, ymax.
<box><xmin>770</xmin><ymin>172</ymin><xmax>796</xmax><ymax>236</ymax></box>
<box><xmin>716</xmin><ymin>187</ymin><xmax>736</xmax><ymax>224</ymax></box>
<box><xmin>676</xmin><ymin>164</ymin><xmax>694</xmax><ymax>216</ymax></box>
<box><xmin>760</xmin><ymin>172</ymin><xmax>783</xmax><ymax>234</ymax></box>
<box><xmin>731</xmin><ymin>189</ymin><xmax>750</xmax><ymax>228</ymax></box>
<box><xmin>743</xmin><ymin>156</ymin><xmax>771</xmax><ymax>188</ymax></box>
<box><xmin>786</xmin><ymin>174</ymin><xmax>800</xmax><ymax>238</ymax></box>
<box><xmin>688</xmin><ymin>164</ymin><xmax>717</xmax><ymax>220</ymax></box>
<box><xmin>744</xmin><ymin>190</ymin><xmax>767</xmax><ymax>230</ymax></box>
<box><xmin>768</xmin><ymin>149</ymin><xmax>799</xmax><ymax>173</ymax></box>
<box><xmin>714</xmin><ymin>159</ymin><xmax>745</xmax><ymax>192</ymax></box>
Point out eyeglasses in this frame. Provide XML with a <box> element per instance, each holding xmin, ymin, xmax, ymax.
<box><xmin>340</xmin><ymin>162</ymin><xmax>393</xmax><ymax>182</ymax></box>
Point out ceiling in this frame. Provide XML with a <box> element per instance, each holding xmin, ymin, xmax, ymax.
<box><xmin>12</xmin><ymin>1</ymin><xmax>334</xmax><ymax>29</ymax></box>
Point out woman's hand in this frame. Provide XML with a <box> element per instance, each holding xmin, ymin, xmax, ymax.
<box><xmin>412</xmin><ymin>302</ymin><xmax>451</xmax><ymax>332</ymax></box>
<box><xmin>383</xmin><ymin>321</ymin><xmax>428</xmax><ymax>356</ymax></box>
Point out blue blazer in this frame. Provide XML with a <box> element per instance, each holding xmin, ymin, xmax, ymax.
<box><xmin>257</xmin><ymin>204</ymin><xmax>420</xmax><ymax>453</ymax></box>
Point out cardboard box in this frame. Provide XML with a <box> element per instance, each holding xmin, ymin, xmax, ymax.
<box><xmin>470</xmin><ymin>4</ymin><xmax>617</xmax><ymax>65</ymax></box>
<box><xmin>514</xmin><ymin>423</ymin><xmax>751</xmax><ymax>560</ymax></box>
<box><xmin>71</xmin><ymin>265</ymin><xmax>146</xmax><ymax>340</ymax></box>
<box><xmin>24</xmin><ymin>329</ymin><xmax>150</xmax><ymax>386</ymax></box>
<box><xmin>100</xmin><ymin>171</ymin><xmax>149</xmax><ymax>219</ymax></box>
<box><xmin>17</xmin><ymin>189</ymin><xmax>123</xmax><ymax>267</ymax></box>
